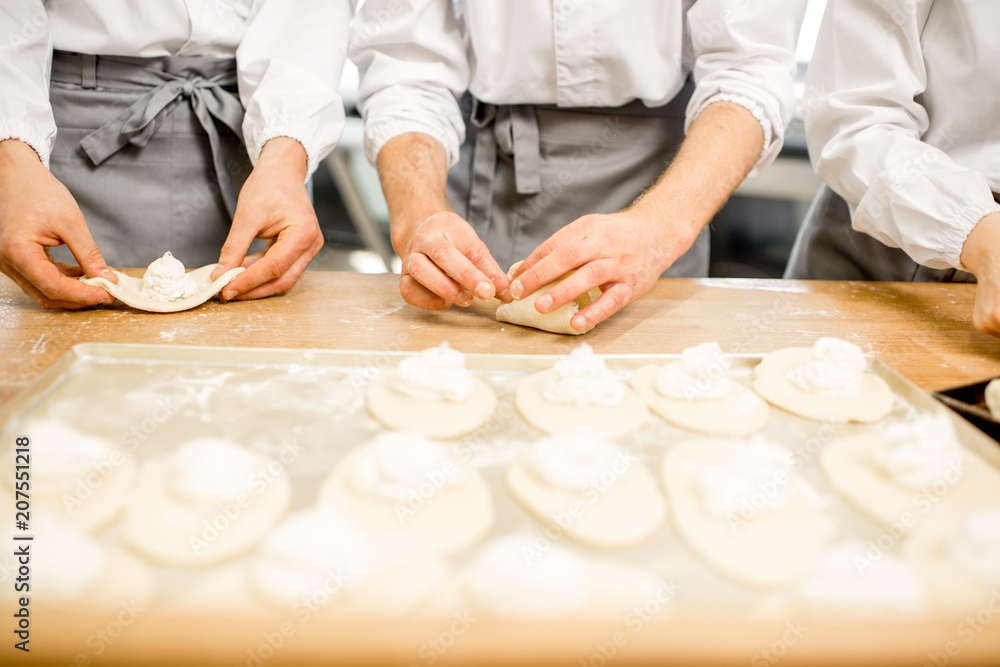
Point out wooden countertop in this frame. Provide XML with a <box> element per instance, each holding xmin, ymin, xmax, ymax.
<box><xmin>3</xmin><ymin>271</ymin><xmax>1000</xmax><ymax>407</ymax></box>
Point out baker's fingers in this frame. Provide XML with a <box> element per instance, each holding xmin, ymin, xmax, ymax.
<box><xmin>1</xmin><ymin>263</ymin><xmax>102</xmax><ymax>310</ymax></box>
<box><xmin>213</xmin><ymin>209</ymin><xmax>264</xmax><ymax>281</ymax></box>
<box><xmin>221</xmin><ymin>222</ymin><xmax>319</xmax><ymax>300</ymax></box>
<box><xmin>13</xmin><ymin>244</ymin><xmax>113</xmax><ymax>307</ymax></box>
<box><xmin>510</xmin><ymin>238</ymin><xmax>598</xmax><ymax>301</ymax></box>
<box><xmin>228</xmin><ymin>237</ymin><xmax>322</xmax><ymax>301</ymax></box>
<box><xmin>571</xmin><ymin>282</ymin><xmax>633</xmax><ymax>331</ymax></box>
<box><xmin>405</xmin><ymin>252</ymin><xmax>473</xmax><ymax>307</ymax></box>
<box><xmin>53</xmin><ymin>261</ymin><xmax>84</xmax><ymax>277</ymax></box>
<box><xmin>415</xmin><ymin>236</ymin><xmax>499</xmax><ymax>301</ymax></box>
<box><xmin>531</xmin><ymin>258</ymin><xmax>618</xmax><ymax>314</ymax></box>
<box><xmin>60</xmin><ymin>219</ymin><xmax>116</xmax><ymax>284</ymax></box>
<box><xmin>446</xmin><ymin>224</ymin><xmax>512</xmax><ymax>301</ymax></box>
<box><xmin>399</xmin><ymin>274</ymin><xmax>452</xmax><ymax>311</ymax></box>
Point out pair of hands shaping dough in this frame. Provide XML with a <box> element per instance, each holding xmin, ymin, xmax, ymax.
<box><xmin>395</xmin><ymin>208</ymin><xmax>688</xmax><ymax>332</ymax></box>
<box><xmin>0</xmin><ymin>137</ymin><xmax>321</xmax><ymax>310</ymax></box>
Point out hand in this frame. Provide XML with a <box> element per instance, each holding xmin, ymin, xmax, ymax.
<box><xmin>961</xmin><ymin>211</ymin><xmax>1000</xmax><ymax>337</ymax></box>
<box><xmin>394</xmin><ymin>210</ymin><xmax>511</xmax><ymax>311</ymax></box>
<box><xmin>509</xmin><ymin>210</ymin><xmax>697</xmax><ymax>331</ymax></box>
<box><xmin>0</xmin><ymin>139</ymin><xmax>116</xmax><ymax>309</ymax></box>
<box><xmin>213</xmin><ymin>137</ymin><xmax>323</xmax><ymax>300</ymax></box>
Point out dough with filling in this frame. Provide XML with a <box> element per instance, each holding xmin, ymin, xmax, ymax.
<box><xmin>515</xmin><ymin>371</ymin><xmax>648</xmax><ymax>439</ymax></box>
<box><xmin>630</xmin><ymin>365</ymin><xmax>770</xmax><ymax>436</ymax></box>
<box><xmin>496</xmin><ymin>261</ymin><xmax>602</xmax><ymax>335</ymax></box>
<box><xmin>752</xmin><ymin>347</ymin><xmax>894</xmax><ymax>423</ymax></box>
<box><xmin>124</xmin><ymin>443</ymin><xmax>291</xmax><ymax>567</ymax></box>
<box><xmin>317</xmin><ymin>439</ymin><xmax>494</xmax><ymax>556</ymax></box>
<box><xmin>82</xmin><ymin>260</ymin><xmax>244</xmax><ymax>313</ymax></box>
<box><xmin>661</xmin><ymin>439</ymin><xmax>833</xmax><ymax>589</ymax></box>
<box><xmin>366</xmin><ymin>371</ymin><xmax>497</xmax><ymax>440</ymax></box>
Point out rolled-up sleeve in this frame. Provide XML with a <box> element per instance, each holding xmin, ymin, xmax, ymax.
<box><xmin>685</xmin><ymin>0</ymin><xmax>807</xmax><ymax>177</ymax></box>
<box><xmin>804</xmin><ymin>0</ymin><xmax>999</xmax><ymax>271</ymax></box>
<box><xmin>350</xmin><ymin>0</ymin><xmax>470</xmax><ymax>168</ymax></box>
<box><xmin>0</xmin><ymin>2</ymin><xmax>55</xmax><ymax>167</ymax></box>
<box><xmin>237</xmin><ymin>0</ymin><xmax>353</xmax><ymax>179</ymax></box>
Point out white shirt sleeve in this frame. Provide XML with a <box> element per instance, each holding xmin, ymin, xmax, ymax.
<box><xmin>0</xmin><ymin>2</ymin><xmax>55</xmax><ymax>166</ymax></box>
<box><xmin>685</xmin><ymin>0</ymin><xmax>807</xmax><ymax>177</ymax></box>
<box><xmin>805</xmin><ymin>0</ymin><xmax>1000</xmax><ymax>271</ymax></box>
<box><xmin>350</xmin><ymin>0</ymin><xmax>470</xmax><ymax>168</ymax></box>
<box><xmin>237</xmin><ymin>0</ymin><xmax>354</xmax><ymax>179</ymax></box>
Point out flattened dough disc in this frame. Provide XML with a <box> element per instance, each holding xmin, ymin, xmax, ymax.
<box><xmin>366</xmin><ymin>370</ymin><xmax>497</xmax><ymax>440</ymax></box>
<box><xmin>496</xmin><ymin>261</ymin><xmax>601</xmax><ymax>335</ymax></box>
<box><xmin>81</xmin><ymin>264</ymin><xmax>245</xmax><ymax>313</ymax></box>
<box><xmin>515</xmin><ymin>369</ymin><xmax>649</xmax><ymax>439</ymax></box>
<box><xmin>630</xmin><ymin>365</ymin><xmax>770</xmax><ymax>436</ymax></box>
<box><xmin>752</xmin><ymin>347</ymin><xmax>894</xmax><ymax>423</ymax></box>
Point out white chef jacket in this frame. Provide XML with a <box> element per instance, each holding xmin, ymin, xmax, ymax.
<box><xmin>805</xmin><ymin>0</ymin><xmax>1000</xmax><ymax>271</ymax></box>
<box><xmin>0</xmin><ymin>0</ymin><xmax>354</xmax><ymax>178</ymax></box>
<box><xmin>351</xmin><ymin>0</ymin><xmax>807</xmax><ymax>177</ymax></box>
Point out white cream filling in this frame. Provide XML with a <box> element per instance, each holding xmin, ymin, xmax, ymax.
<box><xmin>787</xmin><ymin>337</ymin><xmax>868</xmax><ymax>397</ymax></box>
<box><xmin>23</xmin><ymin>420</ymin><xmax>114</xmax><ymax>495</ymax></box>
<box><xmin>33</xmin><ymin>512</ymin><xmax>106</xmax><ymax>605</ymax></box>
<box><xmin>875</xmin><ymin>412</ymin><xmax>964</xmax><ymax>489</ymax></box>
<box><xmin>699</xmin><ymin>437</ymin><xmax>795</xmax><ymax>518</ymax></box>
<box><xmin>655</xmin><ymin>342</ymin><xmax>731</xmax><ymax>400</ymax></box>
<box><xmin>167</xmin><ymin>439</ymin><xmax>258</xmax><ymax>506</ymax></box>
<box><xmin>526</xmin><ymin>432</ymin><xmax>630</xmax><ymax>493</ymax></box>
<box><xmin>465</xmin><ymin>532</ymin><xmax>588</xmax><ymax>619</ymax></box>
<box><xmin>541</xmin><ymin>344</ymin><xmax>625</xmax><ymax>408</ymax></box>
<box><xmin>948</xmin><ymin>505</ymin><xmax>1000</xmax><ymax>582</ymax></box>
<box><xmin>141</xmin><ymin>252</ymin><xmax>198</xmax><ymax>302</ymax></box>
<box><xmin>351</xmin><ymin>431</ymin><xmax>465</xmax><ymax>503</ymax></box>
<box><xmin>799</xmin><ymin>540</ymin><xmax>926</xmax><ymax>614</ymax></box>
<box><xmin>253</xmin><ymin>508</ymin><xmax>372</xmax><ymax>605</ymax></box>
<box><xmin>391</xmin><ymin>343</ymin><xmax>475</xmax><ymax>402</ymax></box>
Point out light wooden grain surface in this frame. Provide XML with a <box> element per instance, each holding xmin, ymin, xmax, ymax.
<box><xmin>3</xmin><ymin>271</ymin><xmax>1000</xmax><ymax>407</ymax></box>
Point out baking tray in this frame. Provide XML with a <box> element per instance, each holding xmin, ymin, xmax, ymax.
<box><xmin>933</xmin><ymin>378</ymin><xmax>1000</xmax><ymax>442</ymax></box>
<box><xmin>2</xmin><ymin>343</ymin><xmax>999</xmax><ymax>667</ymax></box>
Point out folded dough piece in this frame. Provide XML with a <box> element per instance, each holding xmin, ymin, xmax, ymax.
<box><xmin>81</xmin><ymin>264</ymin><xmax>244</xmax><ymax>313</ymax></box>
<box><xmin>496</xmin><ymin>261</ymin><xmax>602</xmax><ymax>335</ymax></box>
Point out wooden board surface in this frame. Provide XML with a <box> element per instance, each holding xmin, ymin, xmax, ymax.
<box><xmin>3</xmin><ymin>272</ymin><xmax>1000</xmax><ymax>408</ymax></box>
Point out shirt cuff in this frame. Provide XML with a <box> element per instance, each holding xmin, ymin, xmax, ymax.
<box><xmin>363</xmin><ymin>119</ymin><xmax>462</xmax><ymax>169</ymax></box>
<box><xmin>686</xmin><ymin>93</ymin><xmax>777</xmax><ymax>178</ymax></box>
<box><xmin>0</xmin><ymin>120</ymin><xmax>53</xmax><ymax>168</ymax></box>
<box><xmin>245</xmin><ymin>117</ymin><xmax>322</xmax><ymax>182</ymax></box>
<box><xmin>948</xmin><ymin>200</ymin><xmax>1000</xmax><ymax>272</ymax></box>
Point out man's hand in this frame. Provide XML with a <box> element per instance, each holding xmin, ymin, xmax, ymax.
<box><xmin>960</xmin><ymin>211</ymin><xmax>1000</xmax><ymax>337</ymax></box>
<box><xmin>0</xmin><ymin>139</ymin><xmax>116</xmax><ymax>309</ymax></box>
<box><xmin>509</xmin><ymin>210</ymin><xmax>696</xmax><ymax>331</ymax></box>
<box><xmin>213</xmin><ymin>137</ymin><xmax>323</xmax><ymax>301</ymax></box>
<box><xmin>511</xmin><ymin>101</ymin><xmax>765</xmax><ymax>331</ymax></box>
<box><xmin>377</xmin><ymin>133</ymin><xmax>510</xmax><ymax>310</ymax></box>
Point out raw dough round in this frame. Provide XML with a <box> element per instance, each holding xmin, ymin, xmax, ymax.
<box><xmin>496</xmin><ymin>261</ymin><xmax>602</xmax><ymax>335</ymax></box>
<box><xmin>81</xmin><ymin>263</ymin><xmax>244</xmax><ymax>313</ymax></box>
<box><xmin>1</xmin><ymin>420</ymin><xmax>135</xmax><ymax>533</ymax></box>
<box><xmin>986</xmin><ymin>378</ymin><xmax>1000</xmax><ymax>418</ymax></box>
<box><xmin>250</xmin><ymin>508</ymin><xmax>447</xmax><ymax>618</ymax></box>
<box><xmin>515</xmin><ymin>370</ymin><xmax>648</xmax><ymax>438</ymax></box>
<box><xmin>124</xmin><ymin>441</ymin><xmax>291</xmax><ymax>567</ymax></box>
<box><xmin>506</xmin><ymin>435</ymin><xmax>665</xmax><ymax>549</ymax></box>
<box><xmin>662</xmin><ymin>439</ymin><xmax>833</xmax><ymax>589</ymax></box>
<box><xmin>366</xmin><ymin>371</ymin><xmax>497</xmax><ymax>440</ymax></box>
<box><xmin>752</xmin><ymin>347</ymin><xmax>894</xmax><ymax>423</ymax></box>
<box><xmin>630</xmin><ymin>364</ymin><xmax>770</xmax><ymax>436</ymax></box>
<box><xmin>317</xmin><ymin>436</ymin><xmax>494</xmax><ymax>556</ymax></box>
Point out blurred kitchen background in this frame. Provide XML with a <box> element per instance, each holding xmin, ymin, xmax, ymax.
<box><xmin>310</xmin><ymin>0</ymin><xmax>828</xmax><ymax>279</ymax></box>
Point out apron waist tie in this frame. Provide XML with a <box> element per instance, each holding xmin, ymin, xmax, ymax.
<box><xmin>51</xmin><ymin>51</ymin><xmax>245</xmax><ymax>219</ymax></box>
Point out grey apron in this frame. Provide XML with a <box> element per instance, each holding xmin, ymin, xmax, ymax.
<box><xmin>784</xmin><ymin>185</ymin><xmax>976</xmax><ymax>282</ymax></box>
<box><xmin>48</xmin><ymin>51</ymin><xmax>257</xmax><ymax>269</ymax></box>
<box><xmin>447</xmin><ymin>80</ymin><xmax>709</xmax><ymax>276</ymax></box>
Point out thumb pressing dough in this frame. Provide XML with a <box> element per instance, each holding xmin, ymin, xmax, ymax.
<box><xmin>81</xmin><ymin>252</ymin><xmax>244</xmax><ymax>313</ymax></box>
<box><xmin>496</xmin><ymin>261</ymin><xmax>602</xmax><ymax>335</ymax></box>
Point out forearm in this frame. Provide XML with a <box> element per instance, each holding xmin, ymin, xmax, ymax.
<box><xmin>628</xmin><ymin>101</ymin><xmax>764</xmax><ymax>253</ymax></box>
<box><xmin>375</xmin><ymin>132</ymin><xmax>452</xmax><ymax>254</ymax></box>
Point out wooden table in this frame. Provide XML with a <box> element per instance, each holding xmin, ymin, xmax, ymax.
<box><xmin>4</xmin><ymin>272</ymin><xmax>1000</xmax><ymax>666</ymax></box>
<box><xmin>3</xmin><ymin>272</ymin><xmax>1000</xmax><ymax>408</ymax></box>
